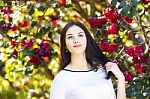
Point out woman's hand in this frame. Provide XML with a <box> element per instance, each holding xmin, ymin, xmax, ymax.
<box><xmin>105</xmin><ymin>62</ymin><xmax>124</xmax><ymax>80</ymax></box>
<box><xmin>105</xmin><ymin>62</ymin><xmax>126</xmax><ymax>99</ymax></box>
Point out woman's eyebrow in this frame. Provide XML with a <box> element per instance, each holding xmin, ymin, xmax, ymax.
<box><xmin>66</xmin><ymin>32</ymin><xmax>84</xmax><ymax>36</ymax></box>
<box><xmin>78</xmin><ymin>32</ymin><xmax>84</xmax><ymax>34</ymax></box>
<box><xmin>66</xmin><ymin>33</ymin><xmax>73</xmax><ymax>36</ymax></box>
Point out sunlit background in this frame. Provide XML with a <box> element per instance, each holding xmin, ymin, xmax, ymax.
<box><xmin>0</xmin><ymin>0</ymin><xmax>149</xmax><ymax>99</ymax></box>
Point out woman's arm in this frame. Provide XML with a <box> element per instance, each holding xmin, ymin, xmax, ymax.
<box><xmin>50</xmin><ymin>74</ymin><xmax>67</xmax><ymax>99</ymax></box>
<box><xmin>105</xmin><ymin>62</ymin><xmax>126</xmax><ymax>99</ymax></box>
<box><xmin>117</xmin><ymin>73</ymin><xmax>126</xmax><ymax>99</ymax></box>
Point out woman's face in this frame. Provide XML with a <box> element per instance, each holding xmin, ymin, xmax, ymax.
<box><xmin>65</xmin><ymin>25</ymin><xmax>87</xmax><ymax>55</ymax></box>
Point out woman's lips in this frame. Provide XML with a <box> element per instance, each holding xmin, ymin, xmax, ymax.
<box><xmin>73</xmin><ymin>45</ymin><xmax>81</xmax><ymax>48</ymax></box>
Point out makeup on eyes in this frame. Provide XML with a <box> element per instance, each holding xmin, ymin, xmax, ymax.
<box><xmin>66</xmin><ymin>32</ymin><xmax>84</xmax><ymax>39</ymax></box>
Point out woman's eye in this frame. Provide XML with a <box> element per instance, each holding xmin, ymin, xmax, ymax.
<box><xmin>78</xmin><ymin>34</ymin><xmax>83</xmax><ymax>37</ymax></box>
<box><xmin>67</xmin><ymin>36</ymin><xmax>73</xmax><ymax>39</ymax></box>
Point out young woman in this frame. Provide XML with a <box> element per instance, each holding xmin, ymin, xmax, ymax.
<box><xmin>50</xmin><ymin>21</ymin><xmax>126</xmax><ymax>99</ymax></box>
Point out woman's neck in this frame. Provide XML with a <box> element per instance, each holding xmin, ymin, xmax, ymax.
<box><xmin>69</xmin><ymin>53</ymin><xmax>91</xmax><ymax>70</ymax></box>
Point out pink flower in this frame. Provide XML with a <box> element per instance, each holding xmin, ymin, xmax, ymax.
<box><xmin>121</xmin><ymin>16</ymin><xmax>133</xmax><ymax>23</ymax></box>
<box><xmin>139</xmin><ymin>55</ymin><xmax>148</xmax><ymax>63</ymax></box>
<box><xmin>103</xmin><ymin>8</ymin><xmax>118</xmax><ymax>23</ymax></box>
<box><xmin>123</xmin><ymin>71</ymin><xmax>134</xmax><ymax>81</ymax></box>
<box><xmin>141</xmin><ymin>0</ymin><xmax>150</xmax><ymax>4</ymax></box>
<box><xmin>26</xmin><ymin>39</ymin><xmax>34</xmax><ymax>48</ymax></box>
<box><xmin>135</xmin><ymin>45</ymin><xmax>143</xmax><ymax>55</ymax></box>
<box><xmin>135</xmin><ymin>64</ymin><xmax>145</xmax><ymax>73</ymax></box>
<box><xmin>99</xmin><ymin>42</ymin><xmax>117</xmax><ymax>53</ymax></box>
<box><xmin>113</xmin><ymin>59</ymin><xmax>121</xmax><ymax>65</ymax></box>
<box><xmin>89</xmin><ymin>17</ymin><xmax>106</xmax><ymax>27</ymax></box>
<box><xmin>29</xmin><ymin>55</ymin><xmax>42</xmax><ymax>67</ymax></box>
<box><xmin>20</xmin><ymin>40</ymin><xmax>27</xmax><ymax>46</ymax></box>
<box><xmin>105</xmin><ymin>23</ymin><xmax>118</xmax><ymax>34</ymax></box>
<box><xmin>132</xmin><ymin>56</ymin><xmax>139</xmax><ymax>63</ymax></box>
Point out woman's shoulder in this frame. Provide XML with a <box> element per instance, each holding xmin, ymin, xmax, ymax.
<box><xmin>53</xmin><ymin>71</ymin><xmax>66</xmax><ymax>81</ymax></box>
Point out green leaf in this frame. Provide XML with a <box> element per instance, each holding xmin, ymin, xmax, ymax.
<box><xmin>0</xmin><ymin>1</ymin><xmax>5</xmax><ymax>7</ymax></box>
<box><xmin>38</xmin><ymin>6</ymin><xmax>45</xmax><ymax>11</ymax></box>
<box><xmin>96</xmin><ymin>30</ymin><xmax>101</xmax><ymax>38</ymax></box>
<box><xmin>130</xmin><ymin>6</ymin><xmax>138</xmax><ymax>16</ymax></box>
<box><xmin>26</xmin><ymin>61</ymin><xmax>33</xmax><ymax>67</ymax></box>
<box><xmin>121</xmin><ymin>4</ymin><xmax>131</xmax><ymax>15</ymax></box>
<box><xmin>4</xmin><ymin>42</ymin><xmax>9</xmax><ymax>48</ymax></box>
<box><xmin>114</xmin><ymin>37</ymin><xmax>122</xmax><ymax>43</ymax></box>
<box><xmin>119</xmin><ymin>21</ymin><xmax>127</xmax><ymax>27</ymax></box>
<box><xmin>64</xmin><ymin>4</ymin><xmax>73</xmax><ymax>8</ymax></box>
<box><xmin>48</xmin><ymin>31</ymin><xmax>53</xmax><ymax>38</ymax></box>
<box><xmin>31</xmin><ymin>21</ymin><xmax>38</xmax><ymax>28</ymax></box>
<box><xmin>111</xmin><ymin>0</ymin><xmax>117</xmax><ymax>7</ymax></box>
<box><xmin>25</xmin><ymin>68</ymin><xmax>33</xmax><ymax>75</ymax></box>
<box><xmin>132</xmin><ymin>0</ymin><xmax>139</xmax><ymax>7</ymax></box>
<box><xmin>43</xmin><ymin>27</ymin><xmax>50</xmax><ymax>32</ymax></box>
<box><xmin>117</xmin><ymin>0</ymin><xmax>123</xmax><ymax>3</ymax></box>
<box><xmin>0</xmin><ymin>21</ymin><xmax>5</xmax><ymax>26</ymax></box>
<box><xmin>29</xmin><ymin>7</ymin><xmax>35</xmax><ymax>15</ymax></box>
<box><xmin>0</xmin><ymin>6</ymin><xmax>3</xmax><ymax>9</ymax></box>
<box><xmin>118</xmin><ymin>0</ymin><xmax>126</xmax><ymax>9</ymax></box>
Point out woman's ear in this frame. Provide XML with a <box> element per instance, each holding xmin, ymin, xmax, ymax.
<box><xmin>65</xmin><ymin>47</ymin><xmax>69</xmax><ymax>53</ymax></box>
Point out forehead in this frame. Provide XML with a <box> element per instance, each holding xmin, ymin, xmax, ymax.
<box><xmin>66</xmin><ymin>25</ymin><xmax>84</xmax><ymax>35</ymax></box>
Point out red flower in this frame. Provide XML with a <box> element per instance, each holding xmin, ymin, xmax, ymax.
<box><xmin>99</xmin><ymin>42</ymin><xmax>108</xmax><ymax>52</ymax></box>
<box><xmin>135</xmin><ymin>64</ymin><xmax>145</xmax><ymax>73</ymax></box>
<box><xmin>22</xmin><ymin>21</ymin><xmax>29</xmax><ymax>28</ymax></box>
<box><xmin>37</xmin><ymin>15</ymin><xmax>45</xmax><ymax>20</ymax></box>
<box><xmin>11</xmin><ymin>41</ymin><xmax>16</xmax><ymax>47</ymax></box>
<box><xmin>18</xmin><ymin>22</ymin><xmax>22</xmax><ymax>27</ymax></box>
<box><xmin>20</xmin><ymin>40</ymin><xmax>27</xmax><ymax>46</ymax></box>
<box><xmin>43</xmin><ymin>48</ymin><xmax>51</xmax><ymax>57</ymax></box>
<box><xmin>113</xmin><ymin>60</ymin><xmax>121</xmax><ymax>65</ymax></box>
<box><xmin>43</xmin><ymin>57</ymin><xmax>49</xmax><ymax>62</ymax></box>
<box><xmin>107</xmin><ymin>11</ymin><xmax>118</xmax><ymax>23</ymax></box>
<box><xmin>139</xmin><ymin>55</ymin><xmax>148</xmax><ymax>63</ymax></box>
<box><xmin>125</xmin><ymin>46</ymin><xmax>144</xmax><ymax>56</ymax></box>
<box><xmin>50</xmin><ymin>16</ymin><xmax>59</xmax><ymax>25</ymax></box>
<box><xmin>125</xmin><ymin>47</ymin><xmax>134</xmax><ymax>56</ymax></box>
<box><xmin>103</xmin><ymin>8</ymin><xmax>118</xmax><ymax>23</ymax></box>
<box><xmin>61</xmin><ymin>0</ymin><xmax>66</xmax><ymax>6</ymax></box>
<box><xmin>12</xmin><ymin>49</ymin><xmax>18</xmax><ymax>56</ymax></box>
<box><xmin>102</xmin><ymin>7</ymin><xmax>113</xmax><ymax>17</ymax></box>
<box><xmin>107</xmin><ymin>43</ymin><xmax>117</xmax><ymax>52</ymax></box>
<box><xmin>29</xmin><ymin>55</ymin><xmax>42</xmax><ymax>67</ymax></box>
<box><xmin>1</xmin><ymin>6</ymin><xmax>13</xmax><ymax>15</ymax></box>
<box><xmin>105</xmin><ymin>23</ymin><xmax>118</xmax><ymax>34</ymax></box>
<box><xmin>123</xmin><ymin>71</ymin><xmax>134</xmax><ymax>81</ymax></box>
<box><xmin>132</xmin><ymin>56</ymin><xmax>139</xmax><ymax>63</ymax></box>
<box><xmin>26</xmin><ymin>39</ymin><xmax>34</xmax><ymax>48</ymax></box>
<box><xmin>141</xmin><ymin>0</ymin><xmax>150</xmax><ymax>4</ymax></box>
<box><xmin>11</xmin><ymin>25</ymin><xmax>18</xmax><ymax>31</ymax></box>
<box><xmin>99</xmin><ymin>42</ymin><xmax>117</xmax><ymax>52</ymax></box>
<box><xmin>39</xmin><ymin>42</ymin><xmax>50</xmax><ymax>49</ymax></box>
<box><xmin>121</xmin><ymin>16</ymin><xmax>133</xmax><ymax>23</ymax></box>
<box><xmin>135</xmin><ymin>45</ymin><xmax>143</xmax><ymax>55</ymax></box>
<box><xmin>35</xmin><ymin>42</ymin><xmax>51</xmax><ymax>57</ymax></box>
<box><xmin>89</xmin><ymin>17</ymin><xmax>106</xmax><ymax>27</ymax></box>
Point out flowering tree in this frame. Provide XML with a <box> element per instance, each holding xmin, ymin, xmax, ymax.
<box><xmin>0</xmin><ymin>0</ymin><xmax>149</xmax><ymax>98</ymax></box>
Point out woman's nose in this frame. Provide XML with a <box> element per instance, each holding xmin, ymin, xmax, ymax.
<box><xmin>73</xmin><ymin>37</ymin><xmax>78</xmax><ymax>43</ymax></box>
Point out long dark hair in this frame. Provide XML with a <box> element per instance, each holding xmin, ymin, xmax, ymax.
<box><xmin>60</xmin><ymin>21</ymin><xmax>110</xmax><ymax>71</ymax></box>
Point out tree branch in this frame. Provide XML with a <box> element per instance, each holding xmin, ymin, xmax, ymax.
<box><xmin>71</xmin><ymin>0</ymin><xmax>88</xmax><ymax>20</ymax></box>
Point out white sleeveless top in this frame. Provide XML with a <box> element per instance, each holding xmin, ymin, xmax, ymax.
<box><xmin>50</xmin><ymin>67</ymin><xmax>116</xmax><ymax>99</ymax></box>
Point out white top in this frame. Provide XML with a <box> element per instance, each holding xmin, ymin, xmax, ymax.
<box><xmin>50</xmin><ymin>67</ymin><xmax>116</xmax><ymax>99</ymax></box>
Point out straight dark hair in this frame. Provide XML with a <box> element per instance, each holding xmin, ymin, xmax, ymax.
<box><xmin>60</xmin><ymin>21</ymin><xmax>110</xmax><ymax>73</ymax></box>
